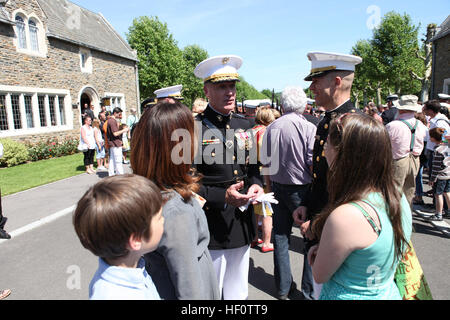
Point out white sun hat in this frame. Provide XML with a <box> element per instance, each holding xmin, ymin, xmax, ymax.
<box><xmin>397</xmin><ymin>95</ymin><xmax>422</xmax><ymax>112</ymax></box>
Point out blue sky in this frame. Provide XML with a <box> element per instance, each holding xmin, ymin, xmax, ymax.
<box><xmin>71</xmin><ymin>0</ymin><xmax>449</xmax><ymax>92</ymax></box>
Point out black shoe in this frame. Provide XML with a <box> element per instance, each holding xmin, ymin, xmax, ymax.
<box><xmin>0</xmin><ymin>229</ymin><xmax>11</xmax><ymax>239</ymax></box>
<box><xmin>427</xmin><ymin>214</ymin><xmax>443</xmax><ymax>222</ymax></box>
<box><xmin>277</xmin><ymin>281</ymin><xmax>297</xmax><ymax>300</ymax></box>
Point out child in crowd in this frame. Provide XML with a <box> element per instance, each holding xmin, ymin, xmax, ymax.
<box><xmin>427</xmin><ymin>127</ymin><xmax>450</xmax><ymax>221</ymax></box>
<box><xmin>119</xmin><ymin>123</ymin><xmax>130</xmax><ymax>164</ymax></box>
<box><xmin>92</xmin><ymin>119</ymin><xmax>107</xmax><ymax>171</ymax></box>
<box><xmin>73</xmin><ymin>174</ymin><xmax>164</xmax><ymax>300</ymax></box>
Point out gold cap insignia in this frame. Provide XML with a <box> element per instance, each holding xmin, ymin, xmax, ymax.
<box><xmin>222</xmin><ymin>57</ymin><xmax>230</xmax><ymax>65</ymax></box>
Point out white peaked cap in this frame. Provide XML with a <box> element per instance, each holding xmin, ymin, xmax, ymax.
<box><xmin>304</xmin><ymin>51</ymin><xmax>362</xmax><ymax>81</ymax></box>
<box><xmin>154</xmin><ymin>84</ymin><xmax>183</xmax><ymax>99</ymax></box>
<box><xmin>438</xmin><ymin>93</ymin><xmax>450</xmax><ymax>99</ymax></box>
<box><xmin>194</xmin><ymin>55</ymin><xmax>243</xmax><ymax>83</ymax></box>
<box><xmin>387</xmin><ymin>94</ymin><xmax>399</xmax><ymax>100</ymax></box>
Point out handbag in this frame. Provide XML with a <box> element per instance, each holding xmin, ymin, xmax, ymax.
<box><xmin>77</xmin><ymin>140</ymin><xmax>88</xmax><ymax>152</ymax></box>
<box><xmin>394</xmin><ymin>241</ymin><xmax>433</xmax><ymax>300</ymax></box>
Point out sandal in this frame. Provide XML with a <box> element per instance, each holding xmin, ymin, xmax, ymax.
<box><xmin>0</xmin><ymin>289</ymin><xmax>11</xmax><ymax>300</ymax></box>
<box><xmin>250</xmin><ymin>239</ymin><xmax>263</xmax><ymax>248</ymax></box>
<box><xmin>261</xmin><ymin>244</ymin><xmax>274</xmax><ymax>253</ymax></box>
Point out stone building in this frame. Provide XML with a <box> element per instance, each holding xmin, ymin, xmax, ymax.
<box><xmin>0</xmin><ymin>0</ymin><xmax>139</xmax><ymax>143</ymax></box>
<box><xmin>430</xmin><ymin>15</ymin><xmax>450</xmax><ymax>99</ymax></box>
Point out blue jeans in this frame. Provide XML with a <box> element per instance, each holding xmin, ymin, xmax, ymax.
<box><xmin>272</xmin><ymin>182</ymin><xmax>310</xmax><ymax>297</ymax></box>
<box><xmin>415</xmin><ymin>165</ymin><xmax>424</xmax><ymax>197</ymax></box>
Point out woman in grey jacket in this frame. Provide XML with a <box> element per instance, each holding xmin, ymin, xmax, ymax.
<box><xmin>131</xmin><ymin>101</ymin><xmax>220</xmax><ymax>300</ymax></box>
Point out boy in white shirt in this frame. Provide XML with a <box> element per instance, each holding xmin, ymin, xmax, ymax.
<box><xmin>73</xmin><ymin>174</ymin><xmax>164</xmax><ymax>299</ymax></box>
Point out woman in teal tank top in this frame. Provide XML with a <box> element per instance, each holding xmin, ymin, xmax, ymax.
<box><xmin>309</xmin><ymin>114</ymin><xmax>412</xmax><ymax>300</ymax></box>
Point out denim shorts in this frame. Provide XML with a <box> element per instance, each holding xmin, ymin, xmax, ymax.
<box><xmin>95</xmin><ymin>145</ymin><xmax>105</xmax><ymax>159</ymax></box>
<box><xmin>435</xmin><ymin>179</ymin><xmax>450</xmax><ymax>195</ymax></box>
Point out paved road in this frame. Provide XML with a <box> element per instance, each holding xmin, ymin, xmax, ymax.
<box><xmin>0</xmin><ymin>168</ymin><xmax>448</xmax><ymax>300</ymax></box>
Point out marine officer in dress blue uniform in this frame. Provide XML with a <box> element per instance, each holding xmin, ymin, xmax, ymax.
<box><xmin>382</xmin><ymin>94</ymin><xmax>400</xmax><ymax>125</ymax></box>
<box><xmin>292</xmin><ymin>51</ymin><xmax>362</xmax><ymax>300</ymax></box>
<box><xmin>154</xmin><ymin>84</ymin><xmax>184</xmax><ymax>103</ymax></box>
<box><xmin>193</xmin><ymin>55</ymin><xmax>264</xmax><ymax>300</ymax></box>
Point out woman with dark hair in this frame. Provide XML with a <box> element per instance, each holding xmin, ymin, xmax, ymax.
<box><xmin>308</xmin><ymin>113</ymin><xmax>412</xmax><ymax>300</ymax></box>
<box><xmin>131</xmin><ymin>101</ymin><xmax>220</xmax><ymax>300</ymax></box>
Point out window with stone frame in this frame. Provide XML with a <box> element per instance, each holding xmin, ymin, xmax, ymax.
<box><xmin>0</xmin><ymin>88</ymin><xmax>71</xmax><ymax>136</ymax></box>
<box><xmin>12</xmin><ymin>12</ymin><xmax>47</xmax><ymax>57</ymax></box>
<box><xmin>79</xmin><ymin>48</ymin><xmax>93</xmax><ymax>73</ymax></box>
<box><xmin>15</xmin><ymin>15</ymin><xmax>27</xmax><ymax>49</ymax></box>
<box><xmin>38</xmin><ymin>95</ymin><xmax>47</xmax><ymax>127</ymax></box>
<box><xmin>24</xmin><ymin>95</ymin><xmax>34</xmax><ymax>128</ymax></box>
<box><xmin>0</xmin><ymin>95</ymin><xmax>8</xmax><ymax>131</ymax></box>
<box><xmin>28</xmin><ymin>19</ymin><xmax>39</xmax><ymax>52</ymax></box>
<box><xmin>11</xmin><ymin>94</ymin><xmax>22</xmax><ymax>130</ymax></box>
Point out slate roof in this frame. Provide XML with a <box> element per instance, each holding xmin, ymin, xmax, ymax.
<box><xmin>36</xmin><ymin>0</ymin><xmax>137</xmax><ymax>61</ymax></box>
<box><xmin>0</xmin><ymin>6</ymin><xmax>14</xmax><ymax>25</ymax></box>
<box><xmin>431</xmin><ymin>15</ymin><xmax>450</xmax><ymax>42</ymax></box>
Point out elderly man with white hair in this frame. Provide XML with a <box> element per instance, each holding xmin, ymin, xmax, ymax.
<box><xmin>261</xmin><ymin>86</ymin><xmax>317</xmax><ymax>300</ymax></box>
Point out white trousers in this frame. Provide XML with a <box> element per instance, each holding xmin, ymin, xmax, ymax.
<box><xmin>108</xmin><ymin>147</ymin><xmax>124</xmax><ymax>176</ymax></box>
<box><xmin>209</xmin><ymin>245</ymin><xmax>250</xmax><ymax>300</ymax></box>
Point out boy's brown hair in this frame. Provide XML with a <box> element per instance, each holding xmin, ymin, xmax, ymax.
<box><xmin>429</xmin><ymin>127</ymin><xmax>445</xmax><ymax>142</ymax></box>
<box><xmin>73</xmin><ymin>174</ymin><xmax>162</xmax><ymax>260</ymax></box>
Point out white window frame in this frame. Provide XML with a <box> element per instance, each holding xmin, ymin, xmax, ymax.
<box><xmin>0</xmin><ymin>85</ymin><xmax>73</xmax><ymax>138</ymax></box>
<box><xmin>443</xmin><ymin>78</ymin><xmax>450</xmax><ymax>95</ymax></box>
<box><xmin>79</xmin><ymin>47</ymin><xmax>93</xmax><ymax>73</ymax></box>
<box><xmin>12</xmin><ymin>10</ymin><xmax>47</xmax><ymax>58</ymax></box>
<box><xmin>104</xmin><ymin>93</ymin><xmax>126</xmax><ymax>118</ymax></box>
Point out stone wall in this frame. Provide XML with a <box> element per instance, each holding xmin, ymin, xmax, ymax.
<box><xmin>432</xmin><ymin>35</ymin><xmax>450</xmax><ymax>98</ymax></box>
<box><xmin>0</xmin><ymin>0</ymin><xmax>138</xmax><ymax>144</ymax></box>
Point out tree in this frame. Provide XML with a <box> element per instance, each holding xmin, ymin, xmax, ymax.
<box><xmin>126</xmin><ymin>16</ymin><xmax>186</xmax><ymax>101</ymax></box>
<box><xmin>260</xmin><ymin>89</ymin><xmax>272</xmax><ymax>99</ymax></box>
<box><xmin>236</xmin><ymin>77</ymin><xmax>268</xmax><ymax>103</ymax></box>
<box><xmin>181</xmin><ymin>45</ymin><xmax>209</xmax><ymax>107</ymax></box>
<box><xmin>351</xmin><ymin>39</ymin><xmax>387</xmax><ymax>107</ymax></box>
<box><xmin>370</xmin><ymin>12</ymin><xmax>423</xmax><ymax>96</ymax></box>
<box><xmin>410</xmin><ymin>23</ymin><xmax>437</xmax><ymax>102</ymax></box>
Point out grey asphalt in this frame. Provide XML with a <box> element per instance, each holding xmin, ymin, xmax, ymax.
<box><xmin>0</xmin><ymin>167</ymin><xmax>448</xmax><ymax>300</ymax></box>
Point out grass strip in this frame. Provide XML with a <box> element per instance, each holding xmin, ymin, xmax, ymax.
<box><xmin>0</xmin><ymin>153</ymin><xmax>85</xmax><ymax>195</ymax></box>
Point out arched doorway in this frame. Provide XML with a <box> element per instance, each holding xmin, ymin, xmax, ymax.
<box><xmin>78</xmin><ymin>86</ymin><xmax>100</xmax><ymax>123</ymax></box>
<box><xmin>80</xmin><ymin>93</ymin><xmax>90</xmax><ymax>115</ymax></box>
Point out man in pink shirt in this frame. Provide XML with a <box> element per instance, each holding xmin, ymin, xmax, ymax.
<box><xmin>386</xmin><ymin>95</ymin><xmax>427</xmax><ymax>204</ymax></box>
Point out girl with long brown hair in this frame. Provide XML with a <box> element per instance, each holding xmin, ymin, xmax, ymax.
<box><xmin>308</xmin><ymin>113</ymin><xmax>412</xmax><ymax>299</ymax></box>
<box><xmin>131</xmin><ymin>101</ymin><xmax>219</xmax><ymax>300</ymax></box>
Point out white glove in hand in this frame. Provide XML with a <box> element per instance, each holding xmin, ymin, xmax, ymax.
<box><xmin>239</xmin><ymin>192</ymin><xmax>279</xmax><ymax>215</ymax></box>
